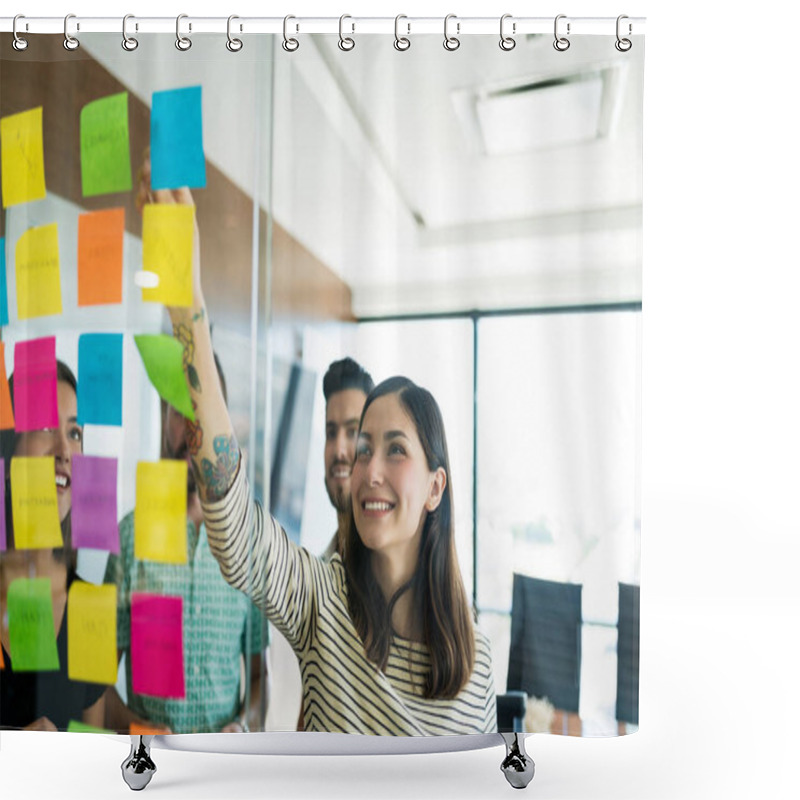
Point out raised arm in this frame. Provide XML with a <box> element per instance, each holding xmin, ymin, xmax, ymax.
<box><xmin>137</xmin><ymin>161</ymin><xmax>239</xmax><ymax>502</ymax></box>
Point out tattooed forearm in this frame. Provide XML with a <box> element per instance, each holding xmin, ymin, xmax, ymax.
<box><xmin>173</xmin><ymin>321</ymin><xmax>202</xmax><ymax>392</ymax></box>
<box><xmin>197</xmin><ymin>434</ymin><xmax>241</xmax><ymax>501</ymax></box>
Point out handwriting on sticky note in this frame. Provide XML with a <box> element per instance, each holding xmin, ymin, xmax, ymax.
<box><xmin>80</xmin><ymin>92</ymin><xmax>132</xmax><ymax>197</ymax></box>
<box><xmin>0</xmin><ymin>341</ymin><xmax>14</xmax><ymax>431</ymax></box>
<box><xmin>10</xmin><ymin>456</ymin><xmax>63</xmax><ymax>550</ymax></box>
<box><xmin>78</xmin><ymin>208</ymin><xmax>124</xmax><ymax>306</ymax></box>
<box><xmin>67</xmin><ymin>581</ymin><xmax>117</xmax><ymax>685</ymax></box>
<box><xmin>7</xmin><ymin>577</ymin><xmax>60</xmax><ymax>671</ymax></box>
<box><xmin>141</xmin><ymin>204</ymin><xmax>194</xmax><ymax>308</ymax></box>
<box><xmin>77</xmin><ymin>333</ymin><xmax>123</xmax><ymax>426</ymax></box>
<box><xmin>134</xmin><ymin>460</ymin><xmax>187</xmax><ymax>564</ymax></box>
<box><xmin>13</xmin><ymin>336</ymin><xmax>58</xmax><ymax>432</ymax></box>
<box><xmin>131</xmin><ymin>593</ymin><xmax>185</xmax><ymax>699</ymax></box>
<box><xmin>133</xmin><ymin>334</ymin><xmax>195</xmax><ymax>420</ymax></box>
<box><xmin>0</xmin><ymin>459</ymin><xmax>6</xmax><ymax>552</ymax></box>
<box><xmin>1</xmin><ymin>237</ymin><xmax>9</xmax><ymax>325</ymax></box>
<box><xmin>1</xmin><ymin>107</ymin><xmax>46</xmax><ymax>208</ymax></box>
<box><xmin>71</xmin><ymin>455</ymin><xmax>119</xmax><ymax>553</ymax></box>
<box><xmin>150</xmin><ymin>86</ymin><xmax>206</xmax><ymax>190</ymax></box>
<box><xmin>15</xmin><ymin>223</ymin><xmax>62</xmax><ymax>320</ymax></box>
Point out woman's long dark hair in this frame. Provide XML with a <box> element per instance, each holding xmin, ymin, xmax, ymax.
<box><xmin>1</xmin><ymin>360</ymin><xmax>78</xmax><ymax>565</ymax></box>
<box><xmin>342</xmin><ymin>376</ymin><xmax>475</xmax><ymax>700</ymax></box>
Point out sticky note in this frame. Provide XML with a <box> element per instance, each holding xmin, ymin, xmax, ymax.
<box><xmin>71</xmin><ymin>454</ymin><xmax>119</xmax><ymax>552</ymax></box>
<box><xmin>0</xmin><ymin>341</ymin><xmax>14</xmax><ymax>430</ymax></box>
<box><xmin>134</xmin><ymin>460</ymin><xmax>187</xmax><ymax>564</ymax></box>
<box><xmin>77</xmin><ymin>208</ymin><xmax>124</xmax><ymax>306</ymax></box>
<box><xmin>67</xmin><ymin>581</ymin><xmax>118</xmax><ymax>685</ymax></box>
<box><xmin>80</xmin><ymin>92</ymin><xmax>132</xmax><ymax>197</ymax></box>
<box><xmin>0</xmin><ymin>636</ymin><xmax>5</xmax><ymax>669</ymax></box>
<box><xmin>141</xmin><ymin>204</ymin><xmax>194</xmax><ymax>308</ymax></box>
<box><xmin>151</xmin><ymin>86</ymin><xmax>206</xmax><ymax>190</ymax></box>
<box><xmin>15</xmin><ymin>223</ymin><xmax>62</xmax><ymax>320</ymax></box>
<box><xmin>10</xmin><ymin>456</ymin><xmax>63</xmax><ymax>549</ymax></box>
<box><xmin>7</xmin><ymin>577</ymin><xmax>59</xmax><ymax>671</ymax></box>
<box><xmin>131</xmin><ymin>593</ymin><xmax>185</xmax><ymax>699</ymax></box>
<box><xmin>134</xmin><ymin>334</ymin><xmax>195</xmax><ymax>421</ymax></box>
<box><xmin>1</xmin><ymin>238</ymin><xmax>8</xmax><ymax>325</ymax></box>
<box><xmin>77</xmin><ymin>333</ymin><xmax>123</xmax><ymax>426</ymax></box>
<box><xmin>68</xmin><ymin>720</ymin><xmax>114</xmax><ymax>734</ymax></box>
<box><xmin>130</xmin><ymin>722</ymin><xmax>166</xmax><ymax>736</ymax></box>
<box><xmin>0</xmin><ymin>459</ymin><xmax>6</xmax><ymax>552</ymax></box>
<box><xmin>13</xmin><ymin>336</ymin><xmax>58</xmax><ymax>432</ymax></box>
<box><xmin>1</xmin><ymin>107</ymin><xmax>46</xmax><ymax>208</ymax></box>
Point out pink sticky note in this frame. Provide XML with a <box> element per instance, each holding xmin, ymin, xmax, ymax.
<box><xmin>131</xmin><ymin>593</ymin><xmax>184</xmax><ymax>699</ymax></box>
<box><xmin>0</xmin><ymin>459</ymin><xmax>6</xmax><ymax>552</ymax></box>
<box><xmin>70</xmin><ymin>455</ymin><xmax>119</xmax><ymax>552</ymax></box>
<box><xmin>13</xmin><ymin>337</ymin><xmax>58</xmax><ymax>432</ymax></box>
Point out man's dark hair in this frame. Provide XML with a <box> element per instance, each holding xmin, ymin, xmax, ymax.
<box><xmin>322</xmin><ymin>358</ymin><xmax>374</xmax><ymax>402</ymax></box>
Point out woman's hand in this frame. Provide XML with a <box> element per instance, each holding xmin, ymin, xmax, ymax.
<box><xmin>135</xmin><ymin>152</ymin><xmax>204</xmax><ymax>315</ymax></box>
<box><xmin>24</xmin><ymin>716</ymin><xmax>58</xmax><ymax>732</ymax></box>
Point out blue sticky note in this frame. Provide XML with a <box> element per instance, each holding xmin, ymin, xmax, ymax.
<box><xmin>1</xmin><ymin>238</ymin><xmax>8</xmax><ymax>326</ymax></box>
<box><xmin>77</xmin><ymin>333</ymin><xmax>123</xmax><ymax>426</ymax></box>
<box><xmin>150</xmin><ymin>86</ymin><xmax>206</xmax><ymax>190</ymax></box>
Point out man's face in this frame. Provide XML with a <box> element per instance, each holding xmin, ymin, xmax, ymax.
<box><xmin>324</xmin><ymin>388</ymin><xmax>368</xmax><ymax>514</ymax></box>
<box><xmin>163</xmin><ymin>404</ymin><xmax>196</xmax><ymax>497</ymax></box>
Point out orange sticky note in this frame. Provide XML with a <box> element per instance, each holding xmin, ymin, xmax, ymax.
<box><xmin>77</xmin><ymin>208</ymin><xmax>124</xmax><ymax>306</ymax></box>
<box><xmin>0</xmin><ymin>342</ymin><xmax>14</xmax><ymax>430</ymax></box>
<box><xmin>0</xmin><ymin>637</ymin><xmax>5</xmax><ymax>669</ymax></box>
<box><xmin>130</xmin><ymin>722</ymin><xmax>166</xmax><ymax>736</ymax></box>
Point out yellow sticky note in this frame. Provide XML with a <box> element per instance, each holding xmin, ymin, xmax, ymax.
<box><xmin>1</xmin><ymin>107</ymin><xmax>46</xmax><ymax>208</ymax></box>
<box><xmin>134</xmin><ymin>461</ymin><xmax>187</xmax><ymax>564</ymax></box>
<box><xmin>141</xmin><ymin>204</ymin><xmax>194</xmax><ymax>308</ymax></box>
<box><xmin>67</xmin><ymin>581</ymin><xmax>118</xmax><ymax>685</ymax></box>
<box><xmin>15</xmin><ymin>223</ymin><xmax>62</xmax><ymax>320</ymax></box>
<box><xmin>10</xmin><ymin>456</ymin><xmax>62</xmax><ymax>549</ymax></box>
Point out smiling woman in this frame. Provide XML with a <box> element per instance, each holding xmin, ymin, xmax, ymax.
<box><xmin>0</xmin><ymin>361</ymin><xmax>106</xmax><ymax>732</ymax></box>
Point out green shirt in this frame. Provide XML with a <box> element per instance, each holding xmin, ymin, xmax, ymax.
<box><xmin>104</xmin><ymin>511</ymin><xmax>268</xmax><ymax>733</ymax></box>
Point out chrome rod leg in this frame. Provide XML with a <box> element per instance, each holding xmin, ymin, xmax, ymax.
<box><xmin>500</xmin><ymin>732</ymin><xmax>535</xmax><ymax>789</ymax></box>
<box><xmin>121</xmin><ymin>735</ymin><xmax>157</xmax><ymax>791</ymax></box>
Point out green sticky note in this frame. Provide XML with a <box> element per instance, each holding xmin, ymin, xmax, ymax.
<box><xmin>7</xmin><ymin>577</ymin><xmax>60</xmax><ymax>672</ymax></box>
<box><xmin>67</xmin><ymin>720</ymin><xmax>114</xmax><ymax>734</ymax></box>
<box><xmin>80</xmin><ymin>92</ymin><xmax>132</xmax><ymax>197</ymax></box>
<box><xmin>134</xmin><ymin>334</ymin><xmax>195</xmax><ymax>421</ymax></box>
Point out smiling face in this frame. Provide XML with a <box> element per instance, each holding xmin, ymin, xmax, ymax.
<box><xmin>324</xmin><ymin>388</ymin><xmax>368</xmax><ymax>515</ymax></box>
<box><xmin>13</xmin><ymin>380</ymin><xmax>83</xmax><ymax>522</ymax></box>
<box><xmin>350</xmin><ymin>392</ymin><xmax>446</xmax><ymax>563</ymax></box>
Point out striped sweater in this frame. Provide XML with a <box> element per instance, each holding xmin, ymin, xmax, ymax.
<box><xmin>203</xmin><ymin>466</ymin><xmax>497</xmax><ymax>735</ymax></box>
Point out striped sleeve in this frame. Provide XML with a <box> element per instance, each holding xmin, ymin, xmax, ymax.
<box><xmin>202</xmin><ymin>461</ymin><xmax>325</xmax><ymax>653</ymax></box>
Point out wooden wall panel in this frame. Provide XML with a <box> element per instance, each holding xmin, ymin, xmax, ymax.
<box><xmin>0</xmin><ymin>34</ymin><xmax>353</xmax><ymax>325</ymax></box>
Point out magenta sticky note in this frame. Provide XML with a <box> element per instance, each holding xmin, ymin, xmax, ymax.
<box><xmin>13</xmin><ymin>337</ymin><xmax>58</xmax><ymax>432</ymax></box>
<box><xmin>70</xmin><ymin>455</ymin><xmax>119</xmax><ymax>552</ymax></box>
<box><xmin>131</xmin><ymin>593</ymin><xmax>185</xmax><ymax>699</ymax></box>
<box><xmin>0</xmin><ymin>458</ymin><xmax>6</xmax><ymax>551</ymax></box>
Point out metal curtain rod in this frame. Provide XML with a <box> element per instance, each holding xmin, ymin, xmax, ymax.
<box><xmin>0</xmin><ymin>15</ymin><xmax>646</xmax><ymax>36</ymax></box>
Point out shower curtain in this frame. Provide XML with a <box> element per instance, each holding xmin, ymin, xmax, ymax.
<box><xmin>0</xmin><ymin>19</ymin><xmax>643</xmax><ymax>741</ymax></box>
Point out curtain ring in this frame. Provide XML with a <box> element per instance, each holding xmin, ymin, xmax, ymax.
<box><xmin>226</xmin><ymin>15</ymin><xmax>243</xmax><ymax>52</ymax></box>
<box><xmin>553</xmin><ymin>14</ymin><xmax>570</xmax><ymax>51</ymax></box>
<box><xmin>394</xmin><ymin>14</ymin><xmax>410</xmax><ymax>51</ymax></box>
<box><xmin>122</xmin><ymin>14</ymin><xmax>138</xmax><ymax>51</ymax></box>
<box><xmin>282</xmin><ymin>15</ymin><xmax>299</xmax><ymax>52</ymax></box>
<box><xmin>499</xmin><ymin>14</ymin><xmax>516</xmax><ymax>51</ymax></box>
<box><xmin>338</xmin><ymin>14</ymin><xmax>355</xmax><ymax>51</ymax></box>
<box><xmin>176</xmin><ymin>13</ymin><xmax>192</xmax><ymax>51</ymax></box>
<box><xmin>615</xmin><ymin>15</ymin><xmax>632</xmax><ymax>52</ymax></box>
<box><xmin>12</xmin><ymin>14</ymin><xmax>28</xmax><ymax>51</ymax></box>
<box><xmin>63</xmin><ymin>14</ymin><xmax>80</xmax><ymax>51</ymax></box>
<box><xmin>443</xmin><ymin>14</ymin><xmax>460</xmax><ymax>51</ymax></box>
